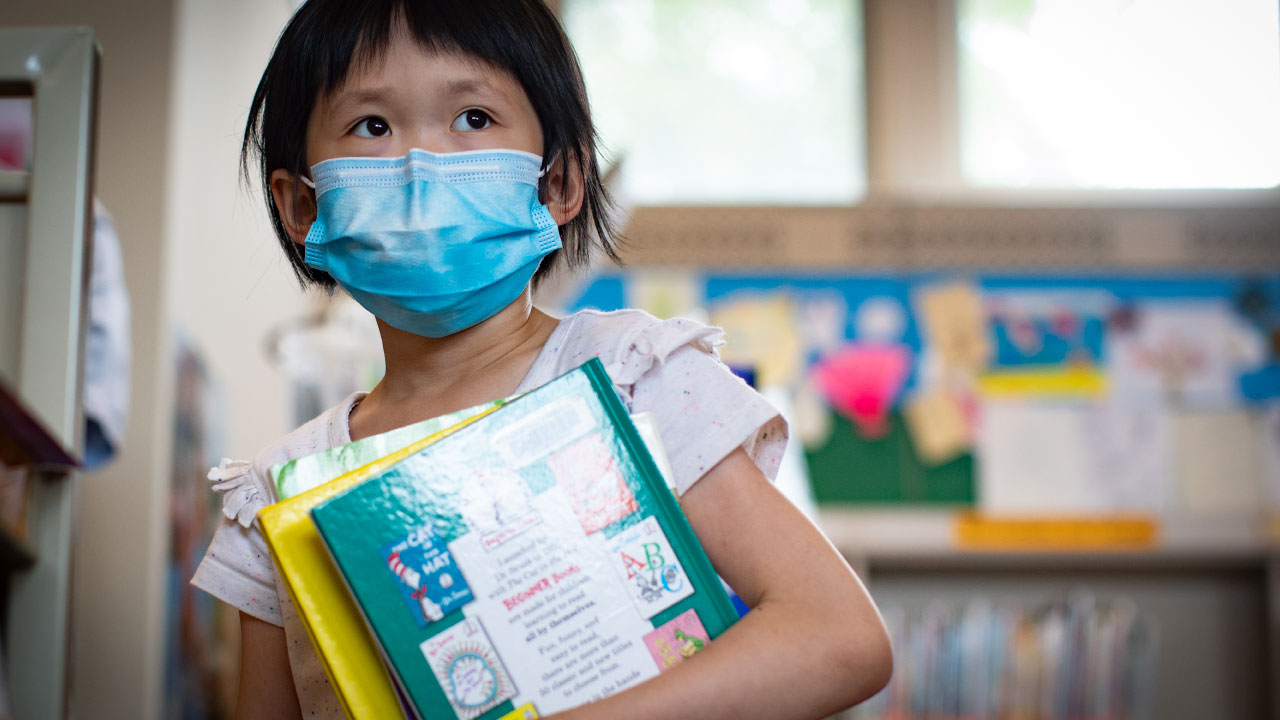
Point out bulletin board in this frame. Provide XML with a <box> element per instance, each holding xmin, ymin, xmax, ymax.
<box><xmin>565</xmin><ymin>272</ymin><xmax>1280</xmax><ymax>511</ymax></box>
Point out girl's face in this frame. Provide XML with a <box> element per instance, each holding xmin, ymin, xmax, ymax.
<box><xmin>270</xmin><ymin>28</ymin><xmax>580</xmax><ymax>251</ymax></box>
<box><xmin>305</xmin><ymin>31</ymin><xmax>544</xmax><ymax>166</ymax></box>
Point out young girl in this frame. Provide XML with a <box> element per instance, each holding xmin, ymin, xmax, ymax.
<box><xmin>192</xmin><ymin>1</ymin><xmax>893</xmax><ymax>718</ymax></box>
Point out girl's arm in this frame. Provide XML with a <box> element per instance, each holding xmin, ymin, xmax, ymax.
<box><xmin>550</xmin><ymin>447</ymin><xmax>893</xmax><ymax>720</ymax></box>
<box><xmin>235</xmin><ymin>612</ymin><xmax>304</xmax><ymax>720</ymax></box>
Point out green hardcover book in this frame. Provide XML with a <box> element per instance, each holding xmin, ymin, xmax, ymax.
<box><xmin>311</xmin><ymin>358</ymin><xmax>738</xmax><ymax>720</ymax></box>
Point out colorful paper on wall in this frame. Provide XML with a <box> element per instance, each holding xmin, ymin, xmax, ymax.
<box><xmin>980</xmin><ymin>290</ymin><xmax>1111</xmax><ymax>397</ymax></box>
<box><xmin>953</xmin><ymin>515</ymin><xmax>1159</xmax><ymax>550</ymax></box>
<box><xmin>915</xmin><ymin>283</ymin><xmax>991</xmax><ymax>375</ymax></box>
<box><xmin>710</xmin><ymin>292</ymin><xmax>805</xmax><ymax>389</ymax></box>
<box><xmin>978</xmin><ymin>402</ymin><xmax>1095</xmax><ymax>513</ymax></box>
<box><xmin>854</xmin><ymin>296</ymin><xmax>909</xmax><ymax>344</ymax></box>
<box><xmin>1108</xmin><ymin>301</ymin><xmax>1242</xmax><ymax>408</ymax></box>
<box><xmin>977</xmin><ymin>401</ymin><xmax>1171</xmax><ymax>514</ymax></box>
<box><xmin>800</xmin><ymin>292</ymin><xmax>850</xmax><ymax>356</ymax></box>
<box><xmin>904</xmin><ymin>390</ymin><xmax>971</xmax><ymax>465</ymax></box>
<box><xmin>625</xmin><ymin>268</ymin><xmax>704</xmax><ymax>325</ymax></box>
<box><xmin>985</xmin><ymin>290</ymin><xmax>1110</xmax><ymax>369</ymax></box>
<box><xmin>810</xmin><ymin>343</ymin><xmax>912</xmax><ymax>439</ymax></box>
<box><xmin>1079</xmin><ymin>405</ymin><xmax>1174</xmax><ymax>512</ymax></box>
<box><xmin>1171</xmin><ymin>410</ymin><xmax>1263</xmax><ymax>514</ymax></box>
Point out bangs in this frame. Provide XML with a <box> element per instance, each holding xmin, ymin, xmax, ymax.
<box><xmin>306</xmin><ymin>0</ymin><xmax>552</xmax><ymax>126</ymax></box>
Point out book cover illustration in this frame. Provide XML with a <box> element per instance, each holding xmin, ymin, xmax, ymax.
<box><xmin>643</xmin><ymin>609</ymin><xmax>710</xmax><ymax>672</ymax></box>
<box><xmin>311</xmin><ymin>359</ymin><xmax>739</xmax><ymax>719</ymax></box>
<box><xmin>546</xmin><ymin>432</ymin><xmax>639</xmax><ymax>534</ymax></box>
<box><xmin>605</xmin><ymin>515</ymin><xmax>695</xmax><ymax>618</ymax></box>
<box><xmin>423</xmin><ymin>618</ymin><xmax>517</xmax><ymax>719</ymax></box>
<box><xmin>382</xmin><ymin>526</ymin><xmax>474</xmax><ymax>626</ymax></box>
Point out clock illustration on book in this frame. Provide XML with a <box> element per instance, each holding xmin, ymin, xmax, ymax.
<box><xmin>424</xmin><ymin>618</ymin><xmax>516</xmax><ymax>719</ymax></box>
<box><xmin>448</xmin><ymin>650</ymin><xmax>500</xmax><ymax>708</ymax></box>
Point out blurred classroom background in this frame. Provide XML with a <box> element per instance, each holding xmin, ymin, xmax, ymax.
<box><xmin>1</xmin><ymin>0</ymin><xmax>1279</xmax><ymax>719</ymax></box>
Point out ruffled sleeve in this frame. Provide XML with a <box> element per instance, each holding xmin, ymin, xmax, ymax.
<box><xmin>603</xmin><ymin>317</ymin><xmax>726</xmax><ymax>403</ymax></box>
<box><xmin>208</xmin><ymin>458</ymin><xmax>267</xmax><ymax>528</ymax></box>
<box><xmin>190</xmin><ymin>458</ymin><xmax>283</xmax><ymax>625</ymax></box>
<box><xmin>606</xmin><ymin>315</ymin><xmax>788</xmax><ymax>496</ymax></box>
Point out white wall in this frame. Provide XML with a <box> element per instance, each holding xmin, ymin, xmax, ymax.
<box><xmin>167</xmin><ymin>0</ymin><xmax>314</xmax><ymax>462</ymax></box>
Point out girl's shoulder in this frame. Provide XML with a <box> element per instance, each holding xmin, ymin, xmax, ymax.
<box><xmin>547</xmin><ymin>308</ymin><xmax>788</xmax><ymax>495</ymax></box>
<box><xmin>531</xmin><ymin>308</ymin><xmax>726</xmax><ymax>395</ymax></box>
<box><xmin>206</xmin><ymin>391</ymin><xmax>365</xmax><ymax>528</ymax></box>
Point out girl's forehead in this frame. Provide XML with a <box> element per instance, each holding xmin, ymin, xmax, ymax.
<box><xmin>327</xmin><ymin>38</ymin><xmax>526</xmax><ymax>105</ymax></box>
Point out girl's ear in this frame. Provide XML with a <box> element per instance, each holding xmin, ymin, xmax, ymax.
<box><xmin>269</xmin><ymin>168</ymin><xmax>318</xmax><ymax>246</ymax></box>
<box><xmin>542</xmin><ymin>155</ymin><xmax>585</xmax><ymax>226</ymax></box>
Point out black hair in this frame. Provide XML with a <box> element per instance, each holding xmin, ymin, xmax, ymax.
<box><xmin>242</xmin><ymin>0</ymin><xmax>620</xmax><ymax>290</ymax></box>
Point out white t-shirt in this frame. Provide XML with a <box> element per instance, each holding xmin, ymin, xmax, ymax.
<box><xmin>190</xmin><ymin>308</ymin><xmax>786</xmax><ymax>718</ymax></box>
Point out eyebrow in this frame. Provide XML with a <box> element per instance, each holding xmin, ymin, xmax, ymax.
<box><xmin>325</xmin><ymin>87</ymin><xmax>393</xmax><ymax>119</ymax></box>
<box><xmin>439</xmin><ymin>76</ymin><xmax>512</xmax><ymax>104</ymax></box>
<box><xmin>324</xmin><ymin>75</ymin><xmax>515</xmax><ymax>123</ymax></box>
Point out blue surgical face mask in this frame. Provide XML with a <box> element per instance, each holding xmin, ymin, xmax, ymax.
<box><xmin>301</xmin><ymin>148</ymin><xmax>561</xmax><ymax>338</ymax></box>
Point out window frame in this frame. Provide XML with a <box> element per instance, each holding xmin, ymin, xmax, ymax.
<box><xmin>549</xmin><ymin>0</ymin><xmax>1280</xmax><ymax>273</ymax></box>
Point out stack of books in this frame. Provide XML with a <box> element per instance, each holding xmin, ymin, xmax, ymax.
<box><xmin>855</xmin><ymin>593</ymin><xmax>1158</xmax><ymax>720</ymax></box>
<box><xmin>257</xmin><ymin>359</ymin><xmax>740</xmax><ymax>720</ymax></box>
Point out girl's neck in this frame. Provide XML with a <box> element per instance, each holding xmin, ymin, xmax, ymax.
<box><xmin>350</xmin><ymin>291</ymin><xmax>558</xmax><ymax>440</ymax></box>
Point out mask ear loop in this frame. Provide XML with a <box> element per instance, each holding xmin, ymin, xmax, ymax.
<box><xmin>536</xmin><ymin>153</ymin><xmax>559</xmax><ymax>204</ymax></box>
<box><xmin>288</xmin><ymin>174</ymin><xmax>318</xmax><ymax>241</ymax></box>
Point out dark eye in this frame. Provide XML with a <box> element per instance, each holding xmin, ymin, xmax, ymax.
<box><xmin>352</xmin><ymin>117</ymin><xmax>390</xmax><ymax>138</ymax></box>
<box><xmin>451</xmin><ymin>108</ymin><xmax>493</xmax><ymax>132</ymax></box>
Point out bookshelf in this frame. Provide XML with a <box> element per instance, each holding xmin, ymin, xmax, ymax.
<box><xmin>820</xmin><ymin>509</ymin><xmax>1280</xmax><ymax>720</ymax></box>
<box><xmin>0</xmin><ymin>27</ymin><xmax>98</xmax><ymax>720</ymax></box>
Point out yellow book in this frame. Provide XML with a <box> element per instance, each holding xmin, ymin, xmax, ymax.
<box><xmin>258</xmin><ymin>406</ymin><xmax>503</xmax><ymax>720</ymax></box>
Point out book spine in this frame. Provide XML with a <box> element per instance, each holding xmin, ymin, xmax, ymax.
<box><xmin>580</xmin><ymin>360</ymin><xmax>741</xmax><ymax>634</ymax></box>
<box><xmin>313</xmin><ymin>522</ymin><xmax>422</xmax><ymax>720</ymax></box>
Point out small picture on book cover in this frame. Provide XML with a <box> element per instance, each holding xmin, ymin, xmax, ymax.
<box><xmin>381</xmin><ymin>526</ymin><xmax>474</xmax><ymax>627</ymax></box>
<box><xmin>493</xmin><ymin>395</ymin><xmax>597</xmax><ymax>468</ymax></box>
<box><xmin>547</xmin><ymin>432</ymin><xmax>639</xmax><ymax>534</ymax></box>
<box><xmin>606</xmin><ymin>515</ymin><xmax>695</xmax><ymax>617</ymax></box>
<box><xmin>421</xmin><ymin>617</ymin><xmax>517</xmax><ymax>719</ymax></box>
<box><xmin>460</xmin><ymin>467</ymin><xmax>542</xmax><ymax>551</ymax></box>
<box><xmin>644</xmin><ymin>609</ymin><xmax>710</xmax><ymax>672</ymax></box>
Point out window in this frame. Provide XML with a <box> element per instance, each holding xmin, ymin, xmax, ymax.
<box><xmin>957</xmin><ymin>0</ymin><xmax>1280</xmax><ymax>190</ymax></box>
<box><xmin>562</xmin><ymin>0</ymin><xmax>866</xmax><ymax>205</ymax></box>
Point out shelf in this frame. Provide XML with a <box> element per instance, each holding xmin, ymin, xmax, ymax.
<box><xmin>818</xmin><ymin>507</ymin><xmax>1279</xmax><ymax>570</ymax></box>
<box><xmin>0</xmin><ymin>381</ymin><xmax>77</xmax><ymax>468</ymax></box>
